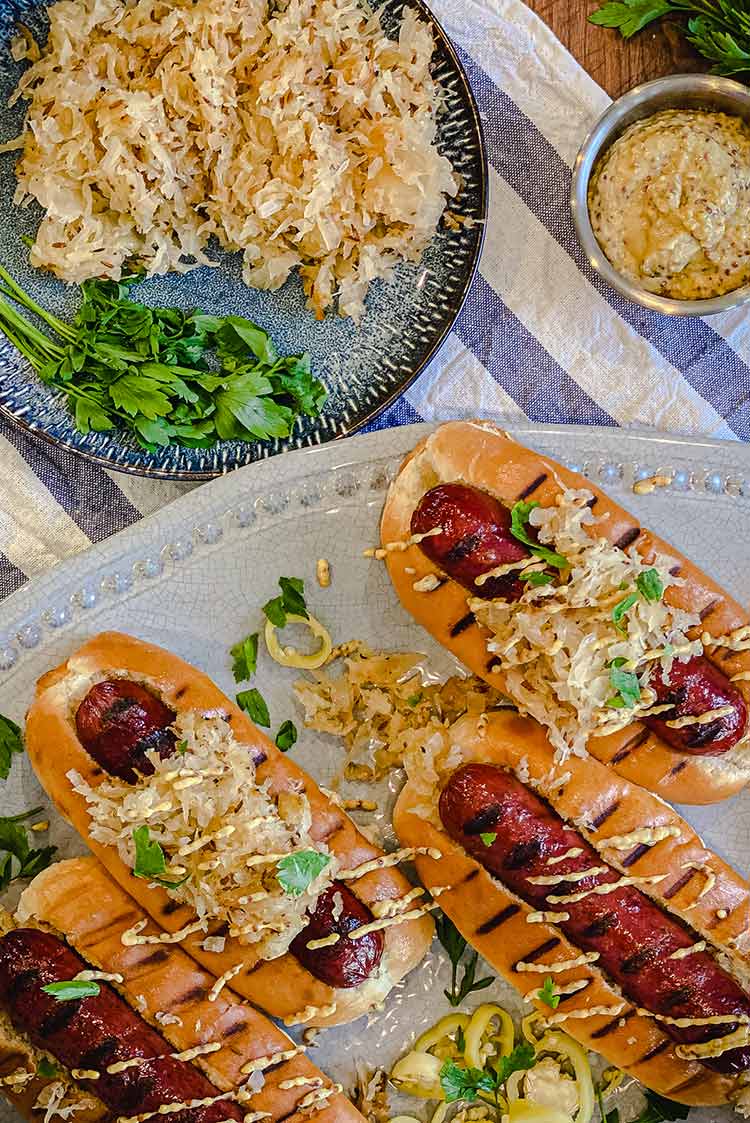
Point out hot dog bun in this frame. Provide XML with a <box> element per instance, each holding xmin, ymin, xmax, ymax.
<box><xmin>14</xmin><ymin>857</ymin><xmax>362</xmax><ymax>1123</ymax></box>
<box><xmin>0</xmin><ymin>857</ymin><xmax>364</xmax><ymax>1123</ymax></box>
<box><xmin>24</xmin><ymin>633</ymin><xmax>433</xmax><ymax>1027</ymax></box>
<box><xmin>381</xmin><ymin>419</ymin><xmax>750</xmax><ymax>804</ymax></box>
<box><xmin>393</xmin><ymin>709</ymin><xmax>750</xmax><ymax>1109</ymax></box>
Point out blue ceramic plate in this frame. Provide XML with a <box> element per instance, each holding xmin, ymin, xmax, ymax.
<box><xmin>0</xmin><ymin>0</ymin><xmax>486</xmax><ymax>480</ymax></box>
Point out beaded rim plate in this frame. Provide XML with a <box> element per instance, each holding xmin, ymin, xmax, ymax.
<box><xmin>1</xmin><ymin>421</ymin><xmax>750</xmax><ymax>1123</ymax></box>
<box><xmin>0</xmin><ymin>0</ymin><xmax>487</xmax><ymax>480</ymax></box>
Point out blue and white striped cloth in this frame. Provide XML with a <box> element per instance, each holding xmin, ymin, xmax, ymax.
<box><xmin>2</xmin><ymin>0</ymin><xmax>749</xmax><ymax>601</ymax></box>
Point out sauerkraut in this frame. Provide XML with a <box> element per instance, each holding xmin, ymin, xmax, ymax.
<box><xmin>294</xmin><ymin>642</ymin><xmax>509</xmax><ymax>780</ymax></box>
<box><xmin>4</xmin><ymin>0</ymin><xmax>458</xmax><ymax>320</ymax></box>
<box><xmin>69</xmin><ymin>710</ymin><xmax>336</xmax><ymax>960</ymax></box>
<box><xmin>467</xmin><ymin>488</ymin><xmax>702</xmax><ymax>760</ymax></box>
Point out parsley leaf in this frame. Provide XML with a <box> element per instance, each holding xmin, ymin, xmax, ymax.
<box><xmin>589</xmin><ymin>0</ymin><xmax>673</xmax><ymax>37</ymax></box>
<box><xmin>632</xmin><ymin>1092</ymin><xmax>690</xmax><ymax>1123</ymax></box>
<box><xmin>231</xmin><ymin>633</ymin><xmax>259</xmax><ymax>683</ymax></box>
<box><xmin>436</xmin><ymin>913</ymin><xmax>495</xmax><ymax>1006</ymax></box>
<box><xmin>509</xmin><ymin>502</ymin><xmax>568</xmax><ymax>570</ymax></box>
<box><xmin>407</xmin><ymin>692</ymin><xmax>423</xmax><ymax>707</ymax></box>
<box><xmin>612</xmin><ymin>591</ymin><xmax>638</xmax><ymax>632</ymax></box>
<box><xmin>263</xmin><ymin>576</ymin><xmax>309</xmax><ymax>628</ymax></box>
<box><xmin>276</xmin><ymin>850</ymin><xmax>330</xmax><ymax>896</ymax></box>
<box><xmin>523</xmin><ymin>571</ymin><xmax>555</xmax><ymax>587</ymax></box>
<box><xmin>41</xmin><ymin>980</ymin><xmax>101</xmax><ymax>1002</ymax></box>
<box><xmin>275</xmin><ymin>720</ymin><xmax>298</xmax><ymax>751</ymax></box>
<box><xmin>494</xmin><ymin>1042</ymin><xmax>536</xmax><ymax>1085</ymax></box>
<box><xmin>0</xmin><ymin>713</ymin><xmax>22</xmax><ymax>780</ymax></box>
<box><xmin>132</xmin><ymin>826</ymin><xmax>188</xmax><ymax>889</ymax></box>
<box><xmin>537</xmin><ymin>976</ymin><xmax>560</xmax><ymax>1009</ymax></box>
<box><xmin>36</xmin><ymin>1059</ymin><xmax>58</xmax><ymax>1079</ymax></box>
<box><xmin>439</xmin><ymin>1060</ymin><xmax>495</xmax><ymax>1103</ymax></box>
<box><xmin>236</xmin><ymin>688</ymin><xmax>271</xmax><ymax>727</ymax></box>
<box><xmin>480</xmin><ymin>832</ymin><xmax>497</xmax><ymax>846</ymax></box>
<box><xmin>0</xmin><ymin>808</ymin><xmax>56</xmax><ymax>892</ymax></box>
<box><xmin>636</xmin><ymin>568</ymin><xmax>664</xmax><ymax>603</ymax></box>
<box><xmin>608</xmin><ymin>664</ymin><xmax>641</xmax><ymax>708</ymax></box>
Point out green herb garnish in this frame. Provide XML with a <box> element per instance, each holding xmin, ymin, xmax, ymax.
<box><xmin>636</xmin><ymin>568</ymin><xmax>664</xmax><ymax>603</ymax></box>
<box><xmin>36</xmin><ymin>1059</ymin><xmax>58</xmax><ymax>1079</ymax></box>
<box><xmin>0</xmin><ymin>713</ymin><xmax>22</xmax><ymax>781</ymax></box>
<box><xmin>509</xmin><ymin>502</ymin><xmax>568</xmax><ymax>570</ymax></box>
<box><xmin>176</xmin><ymin>739</ymin><xmax>188</xmax><ymax>754</ymax></box>
<box><xmin>479</xmin><ymin>832</ymin><xmax>497</xmax><ymax>847</ymax></box>
<box><xmin>276</xmin><ymin>850</ymin><xmax>330</xmax><ymax>896</ymax></box>
<box><xmin>0</xmin><ymin>269</ymin><xmax>326</xmax><ymax>451</ymax></box>
<box><xmin>41</xmin><ymin>980</ymin><xmax>101</xmax><ymax>1002</ymax></box>
<box><xmin>439</xmin><ymin>1043</ymin><xmax>535</xmax><ymax>1103</ymax></box>
<box><xmin>436</xmin><ymin>912</ymin><xmax>494</xmax><ymax>1007</ymax></box>
<box><xmin>0</xmin><ymin>808</ymin><xmax>56</xmax><ymax>893</ymax></box>
<box><xmin>236</xmin><ymin>688</ymin><xmax>271</xmax><ymax>727</ymax></box>
<box><xmin>275</xmin><ymin>720</ymin><xmax>298</xmax><ymax>752</ymax></box>
<box><xmin>406</xmin><ymin>692</ymin><xmax>423</xmax><ymax>707</ymax></box>
<box><xmin>231</xmin><ymin>633</ymin><xmax>259</xmax><ymax>683</ymax></box>
<box><xmin>523</xmin><ymin>571</ymin><xmax>555</xmax><ymax>587</ymax></box>
<box><xmin>589</xmin><ymin>0</ymin><xmax>750</xmax><ymax>76</ymax></box>
<box><xmin>132</xmin><ymin>825</ymin><xmax>188</xmax><ymax>889</ymax></box>
<box><xmin>537</xmin><ymin>976</ymin><xmax>560</xmax><ymax>1009</ymax></box>
<box><xmin>607</xmin><ymin>662</ymin><xmax>641</xmax><ymax>709</ymax></box>
<box><xmin>263</xmin><ymin>576</ymin><xmax>309</xmax><ymax>629</ymax></box>
<box><xmin>612</xmin><ymin>591</ymin><xmax>638</xmax><ymax>632</ymax></box>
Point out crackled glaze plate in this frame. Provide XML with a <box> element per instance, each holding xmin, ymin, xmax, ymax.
<box><xmin>0</xmin><ymin>0</ymin><xmax>486</xmax><ymax>480</ymax></box>
<box><xmin>2</xmin><ymin>422</ymin><xmax>750</xmax><ymax>1123</ymax></box>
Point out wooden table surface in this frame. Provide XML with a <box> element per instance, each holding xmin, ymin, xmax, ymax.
<box><xmin>525</xmin><ymin>2</ymin><xmax>706</xmax><ymax>99</ymax></box>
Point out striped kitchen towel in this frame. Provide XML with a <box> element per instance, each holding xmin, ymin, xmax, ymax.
<box><xmin>1</xmin><ymin>0</ymin><xmax>749</xmax><ymax>601</ymax></box>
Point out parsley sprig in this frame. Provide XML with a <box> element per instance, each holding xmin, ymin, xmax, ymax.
<box><xmin>0</xmin><ymin>268</ymin><xmax>326</xmax><ymax>451</ymax></box>
<box><xmin>132</xmin><ymin>825</ymin><xmax>189</xmax><ymax>889</ymax></box>
<box><xmin>436</xmin><ymin>913</ymin><xmax>495</xmax><ymax>1006</ymax></box>
<box><xmin>439</xmin><ymin>1043</ymin><xmax>535</xmax><ymax>1103</ymax></box>
<box><xmin>231</xmin><ymin>633</ymin><xmax>259</xmax><ymax>683</ymax></box>
<box><xmin>0</xmin><ymin>808</ymin><xmax>56</xmax><ymax>892</ymax></box>
<box><xmin>276</xmin><ymin>850</ymin><xmax>330</xmax><ymax>896</ymax></box>
<box><xmin>589</xmin><ymin>0</ymin><xmax>750</xmax><ymax>76</ymax></box>
<box><xmin>509</xmin><ymin>502</ymin><xmax>568</xmax><ymax>570</ymax></box>
<box><xmin>537</xmin><ymin>975</ymin><xmax>560</xmax><ymax>1009</ymax></box>
<box><xmin>0</xmin><ymin>713</ymin><xmax>22</xmax><ymax>781</ymax></box>
<box><xmin>263</xmin><ymin>576</ymin><xmax>309</xmax><ymax>628</ymax></box>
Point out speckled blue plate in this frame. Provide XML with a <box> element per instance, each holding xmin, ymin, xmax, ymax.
<box><xmin>0</xmin><ymin>0</ymin><xmax>486</xmax><ymax>480</ymax></box>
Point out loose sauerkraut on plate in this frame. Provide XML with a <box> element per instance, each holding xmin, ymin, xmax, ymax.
<box><xmin>3</xmin><ymin>0</ymin><xmax>460</xmax><ymax>321</ymax></box>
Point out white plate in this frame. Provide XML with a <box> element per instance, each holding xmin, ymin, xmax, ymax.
<box><xmin>2</xmin><ymin>422</ymin><xmax>750</xmax><ymax>1123</ymax></box>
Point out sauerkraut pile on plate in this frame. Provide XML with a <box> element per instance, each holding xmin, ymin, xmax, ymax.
<box><xmin>3</xmin><ymin>0</ymin><xmax>459</xmax><ymax>321</ymax></box>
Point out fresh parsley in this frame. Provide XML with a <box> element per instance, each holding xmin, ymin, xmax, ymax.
<box><xmin>509</xmin><ymin>502</ymin><xmax>568</xmax><ymax>570</ymax></box>
<box><xmin>537</xmin><ymin>975</ymin><xmax>560</xmax><ymax>1009</ymax></box>
<box><xmin>436</xmin><ymin>912</ymin><xmax>494</xmax><ymax>1007</ymax></box>
<box><xmin>176</xmin><ymin>739</ymin><xmax>188</xmax><ymax>754</ymax></box>
<box><xmin>479</xmin><ymin>832</ymin><xmax>497</xmax><ymax>846</ymax></box>
<box><xmin>263</xmin><ymin>576</ymin><xmax>309</xmax><ymax>629</ymax></box>
<box><xmin>523</xmin><ymin>571</ymin><xmax>555</xmax><ymax>587</ymax></box>
<box><xmin>132</xmin><ymin>825</ymin><xmax>188</xmax><ymax>889</ymax></box>
<box><xmin>231</xmin><ymin>633</ymin><xmax>259</xmax><ymax>683</ymax></box>
<box><xmin>275</xmin><ymin>720</ymin><xmax>298</xmax><ymax>752</ymax></box>
<box><xmin>0</xmin><ymin>808</ymin><xmax>56</xmax><ymax>893</ymax></box>
<box><xmin>41</xmin><ymin>980</ymin><xmax>101</xmax><ymax>1002</ymax></box>
<box><xmin>607</xmin><ymin>660</ymin><xmax>642</xmax><ymax>709</ymax></box>
<box><xmin>407</xmin><ymin>692</ymin><xmax>423</xmax><ymax>707</ymax></box>
<box><xmin>0</xmin><ymin>268</ymin><xmax>326</xmax><ymax>452</ymax></box>
<box><xmin>439</xmin><ymin>1043</ymin><xmax>535</xmax><ymax>1103</ymax></box>
<box><xmin>632</xmin><ymin>1092</ymin><xmax>690</xmax><ymax>1123</ymax></box>
<box><xmin>636</xmin><ymin>568</ymin><xmax>664</xmax><ymax>603</ymax></box>
<box><xmin>612</xmin><ymin>591</ymin><xmax>639</xmax><ymax>632</ymax></box>
<box><xmin>36</xmin><ymin>1058</ymin><xmax>58</xmax><ymax>1079</ymax></box>
<box><xmin>0</xmin><ymin>713</ymin><xmax>22</xmax><ymax>780</ymax></box>
<box><xmin>589</xmin><ymin>0</ymin><xmax>750</xmax><ymax>76</ymax></box>
<box><xmin>276</xmin><ymin>850</ymin><xmax>330</xmax><ymax>896</ymax></box>
<box><xmin>236</xmin><ymin>688</ymin><xmax>271</xmax><ymax>727</ymax></box>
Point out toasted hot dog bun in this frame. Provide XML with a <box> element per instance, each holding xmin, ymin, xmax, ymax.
<box><xmin>14</xmin><ymin>858</ymin><xmax>362</xmax><ymax>1123</ymax></box>
<box><xmin>0</xmin><ymin>858</ymin><xmax>364</xmax><ymax>1123</ymax></box>
<box><xmin>24</xmin><ymin>633</ymin><xmax>433</xmax><ymax>1027</ymax></box>
<box><xmin>394</xmin><ymin>709</ymin><xmax>750</xmax><ymax>1109</ymax></box>
<box><xmin>381</xmin><ymin>420</ymin><xmax>750</xmax><ymax>804</ymax></box>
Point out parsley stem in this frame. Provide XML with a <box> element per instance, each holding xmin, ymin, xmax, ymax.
<box><xmin>4</xmin><ymin>806</ymin><xmax>44</xmax><ymax>823</ymax></box>
<box><xmin>0</xmin><ymin>265</ymin><xmax>75</xmax><ymax>342</ymax></box>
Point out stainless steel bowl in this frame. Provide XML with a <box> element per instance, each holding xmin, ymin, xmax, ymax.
<box><xmin>571</xmin><ymin>73</ymin><xmax>750</xmax><ymax>316</ymax></box>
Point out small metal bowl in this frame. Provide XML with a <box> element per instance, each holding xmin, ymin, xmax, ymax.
<box><xmin>571</xmin><ymin>73</ymin><xmax>750</xmax><ymax>316</ymax></box>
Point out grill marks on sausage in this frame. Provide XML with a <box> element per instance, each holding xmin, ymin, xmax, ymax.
<box><xmin>581</xmin><ymin>913</ymin><xmax>617</xmax><ymax>939</ymax></box>
<box><xmin>450</xmin><ymin>612</ymin><xmax>476</xmax><ymax>638</ymax></box>
<box><xmin>622</xmin><ymin>947</ymin><xmax>658</xmax><ymax>974</ymax></box>
<box><xmin>475</xmin><ymin>904</ymin><xmax>520</xmax><ymax>936</ymax></box>
<box><xmin>615</xmin><ymin>527</ymin><xmax>641</xmax><ymax>550</ymax></box>
<box><xmin>463</xmin><ymin>806</ymin><xmax>501</xmax><ymax>835</ymax></box>
<box><xmin>445</xmin><ymin>534</ymin><xmax>482</xmax><ymax>564</ymax></box>
<box><xmin>517</xmin><ymin>474</ymin><xmax>548</xmax><ymax>501</ymax></box>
